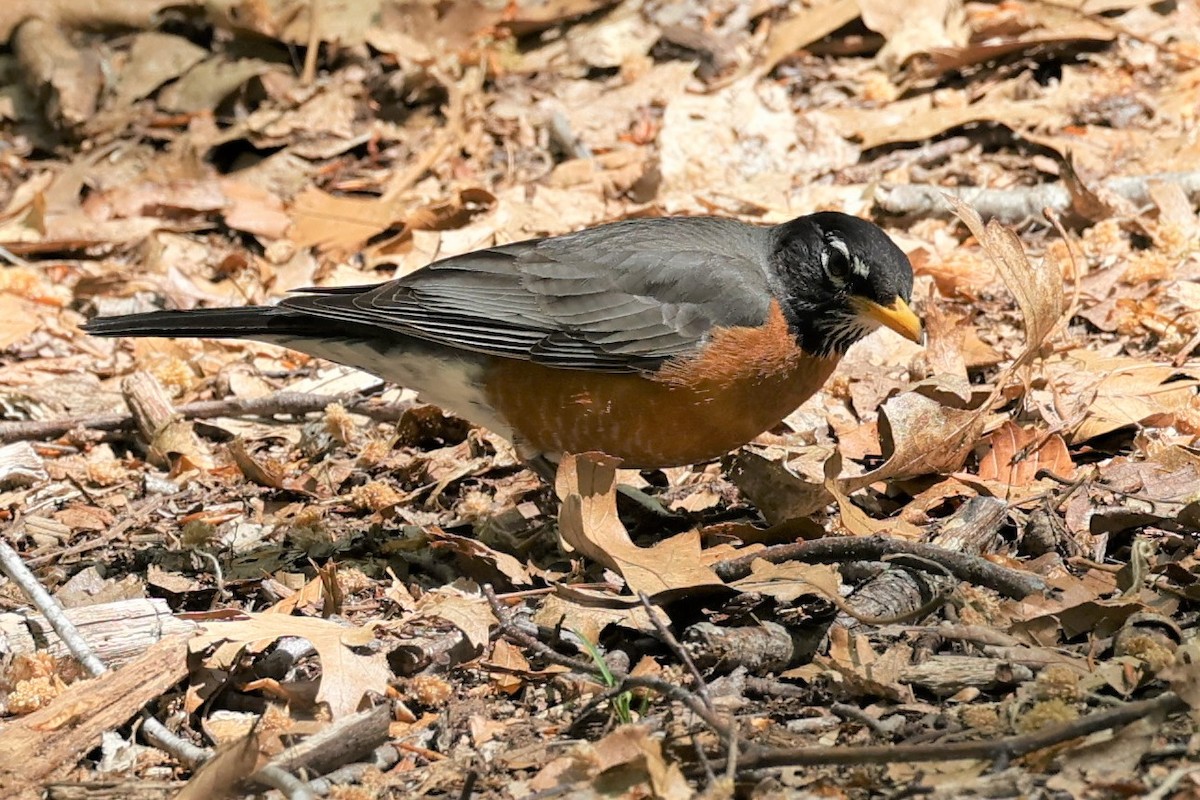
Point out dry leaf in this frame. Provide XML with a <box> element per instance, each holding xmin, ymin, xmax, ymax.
<box><xmin>977</xmin><ymin>421</ymin><xmax>1075</xmax><ymax>485</ymax></box>
<box><xmin>0</xmin><ymin>294</ymin><xmax>40</xmax><ymax>349</ymax></box>
<box><xmin>760</xmin><ymin>0</ymin><xmax>861</xmax><ymax>75</ymax></box>
<box><xmin>174</xmin><ymin>727</ymin><xmax>261</xmax><ymax>800</ymax></box>
<box><xmin>555</xmin><ymin>453</ymin><xmax>723</xmax><ymax>598</ymax></box>
<box><xmin>190</xmin><ymin>613</ymin><xmax>390</xmax><ymax>718</ymax></box>
<box><xmin>947</xmin><ymin>195</ymin><xmax>1065</xmax><ymax>362</ymax></box>
<box><xmin>486</xmin><ymin>639</ymin><xmax>530</xmax><ymax>695</ymax></box>
<box><xmin>413</xmin><ymin>580</ymin><xmax>497</xmax><ymax>651</ymax></box>
<box><xmin>1046</xmin><ymin>351</ymin><xmax>1198</xmax><ymax>442</ymax></box>
<box><xmin>113</xmin><ymin>32</ymin><xmax>207</xmax><ymax>106</ymax></box>
<box><xmin>533</xmin><ymin>587</ymin><xmax>670</xmax><ymax>643</ymax></box>
<box><xmin>840</xmin><ymin>390</ymin><xmax>988</xmax><ymax>492</ymax></box>
<box><xmin>728</xmin><ymin>448</ymin><xmax>833</xmax><ymax>525</ymax></box>
<box><xmin>860</xmin><ymin>0</ymin><xmax>967</xmax><ymax>71</ymax></box>
<box><xmin>427</xmin><ymin>528</ymin><xmax>533</xmax><ymax>586</ymax></box>
<box><xmin>529</xmin><ymin>725</ymin><xmax>691</xmax><ymax>800</ymax></box>
<box><xmin>289</xmin><ymin>186</ymin><xmax>402</xmax><ymax>255</ymax></box>
<box><xmin>731</xmin><ymin>558</ymin><xmax>841</xmax><ymax>604</ymax></box>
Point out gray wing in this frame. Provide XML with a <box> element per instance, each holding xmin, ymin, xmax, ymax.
<box><xmin>281</xmin><ymin>217</ymin><xmax>777</xmax><ymax>373</ymax></box>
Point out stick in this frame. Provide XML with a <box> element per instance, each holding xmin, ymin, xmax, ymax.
<box><xmin>734</xmin><ymin>691</ymin><xmax>1186</xmax><ymax>771</ymax></box>
<box><xmin>0</xmin><ymin>391</ymin><xmax>416</xmax><ymax>444</ymax></box>
<box><xmin>874</xmin><ymin>170</ymin><xmax>1200</xmax><ymax>223</ymax></box>
<box><xmin>714</xmin><ymin>534</ymin><xmax>1045</xmax><ymax>599</ymax></box>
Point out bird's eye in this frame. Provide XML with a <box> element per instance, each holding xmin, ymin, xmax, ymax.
<box><xmin>822</xmin><ymin>238</ymin><xmax>852</xmax><ymax>285</ymax></box>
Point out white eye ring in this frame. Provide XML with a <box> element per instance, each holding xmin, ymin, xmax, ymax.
<box><xmin>822</xmin><ymin>237</ymin><xmax>853</xmax><ymax>284</ymax></box>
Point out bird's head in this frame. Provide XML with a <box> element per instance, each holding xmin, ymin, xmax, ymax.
<box><xmin>770</xmin><ymin>212</ymin><xmax>921</xmax><ymax>357</ymax></box>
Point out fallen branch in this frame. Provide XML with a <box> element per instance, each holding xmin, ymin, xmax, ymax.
<box><xmin>0</xmin><ymin>390</ymin><xmax>416</xmax><ymax>444</ymax></box>
<box><xmin>713</xmin><ymin>534</ymin><xmax>1045</xmax><ymax>599</ymax></box>
<box><xmin>839</xmin><ymin>496</ymin><xmax>1007</xmax><ymax>628</ymax></box>
<box><xmin>874</xmin><ymin>170</ymin><xmax>1200</xmax><ymax>223</ymax></box>
<box><xmin>735</xmin><ymin>691</ymin><xmax>1186</xmax><ymax>771</ymax></box>
<box><xmin>0</xmin><ymin>529</ymin><xmax>312</xmax><ymax>798</ymax></box>
<box><xmin>483</xmin><ymin>584</ymin><xmax>736</xmax><ymax>744</ymax></box>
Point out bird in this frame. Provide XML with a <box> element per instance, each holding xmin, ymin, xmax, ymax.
<box><xmin>83</xmin><ymin>212</ymin><xmax>920</xmax><ymax>472</ymax></box>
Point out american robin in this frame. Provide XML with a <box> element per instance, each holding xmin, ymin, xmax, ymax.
<box><xmin>83</xmin><ymin>213</ymin><xmax>920</xmax><ymax>470</ymax></box>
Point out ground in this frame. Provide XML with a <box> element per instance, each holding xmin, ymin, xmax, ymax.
<box><xmin>1</xmin><ymin>1</ymin><xmax>1199</xmax><ymax>798</ymax></box>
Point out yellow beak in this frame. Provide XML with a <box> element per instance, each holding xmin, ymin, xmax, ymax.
<box><xmin>850</xmin><ymin>296</ymin><xmax>923</xmax><ymax>344</ymax></box>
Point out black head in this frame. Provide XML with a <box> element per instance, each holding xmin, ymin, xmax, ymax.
<box><xmin>768</xmin><ymin>212</ymin><xmax>920</xmax><ymax>357</ymax></box>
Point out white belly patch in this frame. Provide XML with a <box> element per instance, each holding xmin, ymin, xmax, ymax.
<box><xmin>262</xmin><ymin>335</ymin><xmax>516</xmax><ymax>442</ymax></box>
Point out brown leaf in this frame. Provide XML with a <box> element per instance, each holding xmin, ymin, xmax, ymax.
<box><xmin>859</xmin><ymin>0</ymin><xmax>967</xmax><ymax>71</ymax></box>
<box><xmin>0</xmin><ymin>294</ymin><xmax>41</xmax><ymax>349</ymax></box>
<box><xmin>113</xmin><ymin>32</ymin><xmax>208</xmax><ymax>106</ymax></box>
<box><xmin>840</xmin><ymin>390</ymin><xmax>988</xmax><ymax>492</ymax></box>
<box><xmin>728</xmin><ymin>448</ymin><xmax>833</xmax><ymax>525</ymax></box>
<box><xmin>530</xmin><ymin>725</ymin><xmax>691</xmax><ymax>800</ymax></box>
<box><xmin>13</xmin><ymin>19</ymin><xmax>102</xmax><ymax>129</ymax></box>
<box><xmin>228</xmin><ymin>438</ymin><xmax>286</xmax><ymax>489</ymax></box>
<box><xmin>760</xmin><ymin>0</ymin><xmax>862</xmax><ymax>76</ymax></box>
<box><xmin>555</xmin><ymin>453</ymin><xmax>723</xmax><ymax>598</ymax></box>
<box><xmin>1046</xmin><ymin>351</ymin><xmax>1198</xmax><ymax>442</ymax></box>
<box><xmin>174</xmin><ymin>727</ymin><xmax>261</xmax><ymax>800</ymax></box>
<box><xmin>532</xmin><ymin>589</ymin><xmax>669</xmax><ymax>643</ymax></box>
<box><xmin>731</xmin><ymin>558</ymin><xmax>841</xmax><ymax>604</ymax></box>
<box><xmin>486</xmin><ymin>639</ymin><xmax>530</xmax><ymax>696</ymax></box>
<box><xmin>427</xmin><ymin>528</ymin><xmax>533</xmax><ymax>586</ymax></box>
<box><xmin>190</xmin><ymin>613</ymin><xmax>390</xmax><ymax>718</ymax></box>
<box><xmin>289</xmin><ymin>186</ymin><xmax>402</xmax><ymax>256</ymax></box>
<box><xmin>157</xmin><ymin>57</ymin><xmax>280</xmax><ymax>114</ymax></box>
<box><xmin>977</xmin><ymin>421</ymin><xmax>1075</xmax><ymax>486</ymax></box>
<box><xmin>1162</xmin><ymin>640</ymin><xmax>1200</xmax><ymax>721</ymax></box>
<box><xmin>219</xmin><ymin>179</ymin><xmax>291</xmax><ymax>239</ymax></box>
<box><xmin>412</xmin><ymin>580</ymin><xmax>497</xmax><ymax>651</ymax></box>
<box><xmin>947</xmin><ymin>196</ymin><xmax>1065</xmax><ymax>362</ymax></box>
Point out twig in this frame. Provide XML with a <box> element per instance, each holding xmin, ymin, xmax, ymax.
<box><xmin>0</xmin><ymin>390</ymin><xmax>415</xmax><ymax>444</ymax></box>
<box><xmin>714</xmin><ymin>535</ymin><xmax>1045</xmax><ymax>599</ymax></box>
<box><xmin>733</xmin><ymin>691</ymin><xmax>1187</xmax><ymax>771</ymax></box>
<box><xmin>306</xmin><ymin>744</ymin><xmax>401</xmax><ymax>795</ymax></box>
<box><xmin>638</xmin><ymin>592</ymin><xmax>714</xmax><ymax>713</ymax></box>
<box><xmin>874</xmin><ymin>170</ymin><xmax>1200</xmax><ymax>223</ymax></box>
<box><xmin>255</xmin><ymin>764</ymin><xmax>317</xmax><ymax>800</ymax></box>
<box><xmin>830</xmin><ymin>702</ymin><xmax>891</xmax><ymax>738</ymax></box>
<box><xmin>0</xmin><ymin>533</ymin><xmax>106</xmax><ymax>679</ymax></box>
<box><xmin>1</xmin><ymin>523</ymin><xmax>315</xmax><ymax>795</ymax></box>
<box><xmin>483</xmin><ymin>585</ymin><xmax>736</xmax><ymax>744</ymax></box>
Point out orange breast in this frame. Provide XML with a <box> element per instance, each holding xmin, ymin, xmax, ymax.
<box><xmin>483</xmin><ymin>303</ymin><xmax>839</xmax><ymax>468</ymax></box>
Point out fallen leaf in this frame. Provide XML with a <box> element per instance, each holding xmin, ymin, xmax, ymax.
<box><xmin>533</xmin><ymin>587</ymin><xmax>670</xmax><ymax>643</ymax></box>
<box><xmin>174</xmin><ymin>727</ymin><xmax>260</xmax><ymax>800</ymax></box>
<box><xmin>731</xmin><ymin>558</ymin><xmax>841</xmax><ymax>604</ymax></box>
<box><xmin>977</xmin><ymin>421</ymin><xmax>1075</xmax><ymax>486</ymax></box>
<box><xmin>289</xmin><ymin>186</ymin><xmax>402</xmax><ymax>256</ymax></box>
<box><xmin>1046</xmin><ymin>351</ymin><xmax>1198</xmax><ymax>442</ymax></box>
<box><xmin>529</xmin><ymin>725</ymin><xmax>691</xmax><ymax>800</ymax></box>
<box><xmin>555</xmin><ymin>453</ymin><xmax>723</xmax><ymax>598</ymax></box>
<box><xmin>840</xmin><ymin>390</ymin><xmax>988</xmax><ymax>492</ymax></box>
<box><xmin>190</xmin><ymin>613</ymin><xmax>390</xmax><ymax>718</ymax></box>
<box><xmin>486</xmin><ymin>639</ymin><xmax>530</xmax><ymax>695</ymax></box>
<box><xmin>860</xmin><ymin>0</ymin><xmax>967</xmax><ymax>71</ymax></box>
<box><xmin>413</xmin><ymin>579</ymin><xmax>497</xmax><ymax>651</ymax></box>
<box><xmin>427</xmin><ymin>528</ymin><xmax>533</xmax><ymax>586</ymax></box>
<box><xmin>759</xmin><ymin>0</ymin><xmax>861</xmax><ymax>76</ymax></box>
<box><xmin>948</xmin><ymin>195</ymin><xmax>1065</xmax><ymax>363</ymax></box>
<box><xmin>0</xmin><ymin>294</ymin><xmax>40</xmax><ymax>349</ymax></box>
<box><xmin>113</xmin><ymin>32</ymin><xmax>208</xmax><ymax>106</ymax></box>
<box><xmin>158</xmin><ymin>57</ymin><xmax>280</xmax><ymax>114</ymax></box>
<box><xmin>728</xmin><ymin>448</ymin><xmax>833</xmax><ymax>525</ymax></box>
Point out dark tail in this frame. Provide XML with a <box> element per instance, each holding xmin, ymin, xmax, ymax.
<box><xmin>81</xmin><ymin>306</ymin><xmax>311</xmax><ymax>340</ymax></box>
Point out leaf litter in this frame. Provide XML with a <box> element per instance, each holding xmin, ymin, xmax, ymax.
<box><xmin>0</xmin><ymin>0</ymin><xmax>1199</xmax><ymax>798</ymax></box>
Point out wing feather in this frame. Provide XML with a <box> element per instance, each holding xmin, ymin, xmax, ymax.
<box><xmin>280</xmin><ymin>217</ymin><xmax>777</xmax><ymax>372</ymax></box>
